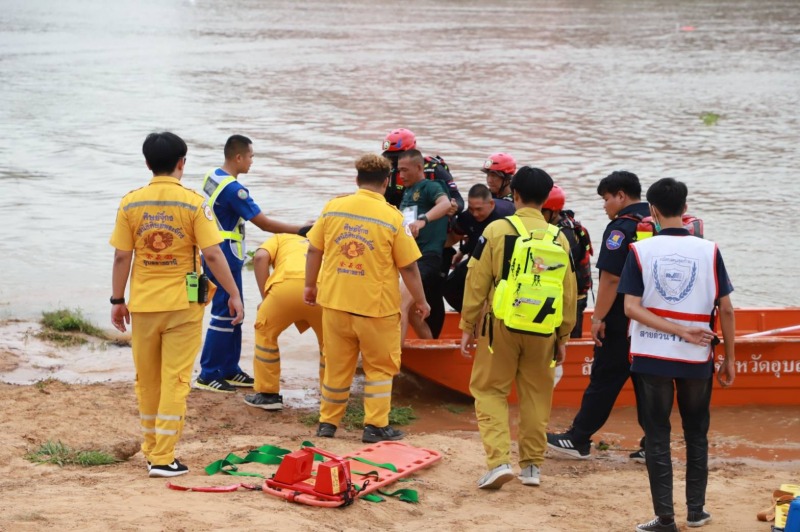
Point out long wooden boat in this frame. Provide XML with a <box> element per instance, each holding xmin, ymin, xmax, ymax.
<box><xmin>401</xmin><ymin>308</ymin><xmax>800</xmax><ymax>407</ymax></box>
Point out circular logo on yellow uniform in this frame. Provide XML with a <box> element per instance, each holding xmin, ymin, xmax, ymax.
<box><xmin>203</xmin><ymin>205</ymin><xmax>214</xmax><ymax>221</ymax></box>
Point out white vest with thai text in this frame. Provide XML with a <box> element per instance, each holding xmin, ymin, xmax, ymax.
<box><xmin>629</xmin><ymin>235</ymin><xmax>717</xmax><ymax>364</ymax></box>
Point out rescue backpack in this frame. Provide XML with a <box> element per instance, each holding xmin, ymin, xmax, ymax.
<box><xmin>559</xmin><ymin>210</ymin><xmax>593</xmax><ymax>296</ymax></box>
<box><xmin>492</xmin><ymin>215</ymin><xmax>570</xmax><ymax>335</ymax></box>
<box><xmin>424</xmin><ymin>155</ymin><xmax>463</xmax><ymax>213</ymax></box>
<box><xmin>620</xmin><ymin>213</ymin><xmax>704</xmax><ymax>240</ymax></box>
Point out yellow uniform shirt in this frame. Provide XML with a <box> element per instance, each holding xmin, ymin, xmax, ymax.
<box><xmin>109</xmin><ymin>176</ymin><xmax>222</xmax><ymax>312</ymax></box>
<box><xmin>459</xmin><ymin>207</ymin><xmax>578</xmax><ymax>345</ymax></box>
<box><xmin>259</xmin><ymin>233</ymin><xmax>309</xmax><ymax>293</ymax></box>
<box><xmin>307</xmin><ymin>188</ymin><xmax>421</xmax><ymax>318</ymax></box>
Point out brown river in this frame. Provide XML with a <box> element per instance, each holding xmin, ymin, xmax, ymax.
<box><xmin>1</xmin><ymin>0</ymin><xmax>799</xmax><ymax>385</ymax></box>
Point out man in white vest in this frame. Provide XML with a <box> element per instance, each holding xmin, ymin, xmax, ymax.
<box><xmin>618</xmin><ymin>177</ymin><xmax>735</xmax><ymax>532</ymax></box>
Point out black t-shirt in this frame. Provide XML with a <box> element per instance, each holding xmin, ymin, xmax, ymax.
<box><xmin>454</xmin><ymin>200</ymin><xmax>515</xmax><ymax>256</ymax></box>
<box><xmin>596</xmin><ymin>202</ymin><xmax>650</xmax><ymax>324</ymax></box>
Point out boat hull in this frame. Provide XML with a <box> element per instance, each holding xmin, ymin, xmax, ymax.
<box><xmin>401</xmin><ymin>308</ymin><xmax>800</xmax><ymax>407</ymax></box>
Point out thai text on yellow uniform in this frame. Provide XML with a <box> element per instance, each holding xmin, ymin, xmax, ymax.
<box><xmin>307</xmin><ymin>189</ymin><xmax>421</xmax><ymax>427</ymax></box>
<box><xmin>110</xmin><ymin>176</ymin><xmax>221</xmax><ymax>466</ymax></box>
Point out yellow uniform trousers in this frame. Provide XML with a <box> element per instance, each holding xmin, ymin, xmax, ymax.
<box><xmin>253</xmin><ymin>278</ymin><xmax>323</xmax><ymax>394</ymax></box>
<box><xmin>319</xmin><ymin>308</ymin><xmax>401</xmax><ymax>428</ymax></box>
<box><xmin>469</xmin><ymin>314</ymin><xmax>556</xmax><ymax>470</ymax></box>
<box><xmin>131</xmin><ymin>305</ymin><xmax>204</xmax><ymax>466</ymax></box>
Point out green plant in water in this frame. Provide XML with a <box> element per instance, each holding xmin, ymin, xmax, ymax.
<box><xmin>700</xmin><ymin>112</ymin><xmax>720</xmax><ymax>126</ymax></box>
<box><xmin>41</xmin><ymin>308</ymin><xmax>106</xmax><ymax>338</ymax></box>
<box><xmin>26</xmin><ymin>440</ymin><xmax>119</xmax><ymax>467</ymax></box>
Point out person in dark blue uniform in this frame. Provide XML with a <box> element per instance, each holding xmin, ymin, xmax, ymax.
<box><xmin>443</xmin><ymin>184</ymin><xmax>515</xmax><ymax>312</ymax></box>
<box><xmin>546</xmin><ymin>170</ymin><xmax>649</xmax><ymax>459</ymax></box>
<box><xmin>195</xmin><ymin>135</ymin><xmax>304</xmax><ymax>393</ymax></box>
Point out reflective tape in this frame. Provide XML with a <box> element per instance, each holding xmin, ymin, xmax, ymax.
<box><xmin>364</xmin><ymin>379</ymin><xmax>393</xmax><ymax>387</ymax></box>
<box><xmin>323</xmin><ymin>383</ymin><xmax>351</xmax><ymax>394</ymax></box>
<box><xmin>321</xmin><ymin>394</ymin><xmax>349</xmax><ymax>404</ymax></box>
<box><xmin>155</xmin><ymin>428</ymin><xmax>178</xmax><ymax>435</ymax></box>
<box><xmin>255</xmin><ymin>354</ymin><xmax>280</xmax><ymax>364</ymax></box>
<box><xmin>208</xmin><ymin>325</ymin><xmax>234</xmax><ymax>333</ymax></box>
<box><xmin>256</xmin><ymin>345</ymin><xmax>279</xmax><ymax>353</ymax></box>
<box><xmin>140</xmin><ymin>414</ymin><xmax>156</xmax><ymax>420</ymax></box>
<box><xmin>211</xmin><ymin>314</ymin><xmax>235</xmax><ymax>321</ymax></box>
<box><xmin>364</xmin><ymin>392</ymin><xmax>392</xmax><ymax>398</ymax></box>
<box><xmin>158</xmin><ymin>414</ymin><xmax>182</xmax><ymax>422</ymax></box>
<box><xmin>141</xmin><ymin>427</ymin><xmax>156</xmax><ymax>433</ymax></box>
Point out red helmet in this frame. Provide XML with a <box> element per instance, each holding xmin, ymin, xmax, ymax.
<box><xmin>543</xmin><ymin>184</ymin><xmax>566</xmax><ymax>212</ymax></box>
<box><xmin>481</xmin><ymin>152</ymin><xmax>516</xmax><ymax>177</ymax></box>
<box><xmin>382</xmin><ymin>128</ymin><xmax>417</xmax><ymax>154</ymax></box>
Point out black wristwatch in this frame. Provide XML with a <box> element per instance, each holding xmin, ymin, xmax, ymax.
<box><xmin>417</xmin><ymin>213</ymin><xmax>429</xmax><ymax>224</ymax></box>
<box><xmin>110</xmin><ymin>296</ymin><xmax>125</xmax><ymax>305</ymax></box>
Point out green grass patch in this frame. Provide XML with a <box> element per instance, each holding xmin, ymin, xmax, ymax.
<box><xmin>700</xmin><ymin>112</ymin><xmax>720</xmax><ymax>126</ymax></box>
<box><xmin>297</xmin><ymin>403</ymin><xmax>417</xmax><ymax>431</ymax></box>
<box><xmin>33</xmin><ymin>378</ymin><xmax>64</xmax><ymax>393</ymax></box>
<box><xmin>26</xmin><ymin>440</ymin><xmax>119</xmax><ymax>467</ymax></box>
<box><xmin>33</xmin><ymin>330</ymin><xmax>88</xmax><ymax>346</ymax></box>
<box><xmin>444</xmin><ymin>403</ymin><xmax>467</xmax><ymax>414</ymax></box>
<box><xmin>41</xmin><ymin>308</ymin><xmax>106</xmax><ymax>338</ymax></box>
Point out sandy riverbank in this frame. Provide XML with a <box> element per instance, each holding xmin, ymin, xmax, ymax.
<box><xmin>0</xmin><ymin>320</ymin><xmax>798</xmax><ymax>531</ymax></box>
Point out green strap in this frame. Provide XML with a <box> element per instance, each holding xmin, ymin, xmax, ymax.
<box><xmin>378</xmin><ymin>488</ymin><xmax>419</xmax><ymax>504</ymax></box>
<box><xmin>205</xmin><ymin>444</ymin><xmax>291</xmax><ymax>476</ymax></box>
<box><xmin>350</xmin><ymin>456</ymin><xmax>398</xmax><ymax>472</ymax></box>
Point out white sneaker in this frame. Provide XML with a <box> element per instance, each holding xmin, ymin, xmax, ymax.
<box><xmin>477</xmin><ymin>464</ymin><xmax>515</xmax><ymax>490</ymax></box>
<box><xmin>518</xmin><ymin>464</ymin><xmax>540</xmax><ymax>486</ymax></box>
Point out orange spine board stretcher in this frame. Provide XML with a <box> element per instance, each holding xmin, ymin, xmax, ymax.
<box><xmin>262</xmin><ymin>441</ymin><xmax>441</xmax><ymax>507</ymax></box>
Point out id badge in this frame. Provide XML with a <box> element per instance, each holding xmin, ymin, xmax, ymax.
<box><xmin>402</xmin><ymin>206</ymin><xmax>418</xmax><ymax>227</ymax></box>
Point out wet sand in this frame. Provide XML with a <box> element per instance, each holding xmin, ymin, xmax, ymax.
<box><xmin>1</xmin><ymin>319</ymin><xmax>798</xmax><ymax>531</ymax></box>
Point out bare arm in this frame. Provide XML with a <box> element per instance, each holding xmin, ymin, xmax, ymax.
<box><xmin>110</xmin><ymin>249</ymin><xmax>133</xmax><ymax>332</ymax></box>
<box><xmin>716</xmin><ymin>294</ymin><xmax>736</xmax><ymax>387</ymax></box>
<box><xmin>250</xmin><ymin>212</ymin><xmax>303</xmax><ymax>235</ymax></box>
<box><xmin>590</xmin><ymin>271</ymin><xmax>620</xmax><ymax>345</ymax></box>
<box><xmin>399</xmin><ymin>262</ymin><xmax>430</xmax><ymax>319</ymax></box>
<box><xmin>304</xmin><ymin>244</ymin><xmax>324</xmax><ymax>305</ymax></box>
<box><xmin>253</xmin><ymin>249</ymin><xmax>272</xmax><ymax>300</ymax></box>
<box><xmin>201</xmin><ymin>244</ymin><xmax>244</xmax><ymax>325</ymax></box>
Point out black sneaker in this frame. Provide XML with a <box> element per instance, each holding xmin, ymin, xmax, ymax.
<box><xmin>316</xmin><ymin>422</ymin><xmax>337</xmax><ymax>438</ymax></box>
<box><xmin>635</xmin><ymin>517</ymin><xmax>678</xmax><ymax>532</ymax></box>
<box><xmin>149</xmin><ymin>459</ymin><xmax>189</xmax><ymax>478</ymax></box>
<box><xmin>546</xmin><ymin>432</ymin><xmax>591</xmax><ymax>459</ymax></box>
<box><xmin>194</xmin><ymin>377</ymin><xmax>236</xmax><ymax>393</ymax></box>
<box><xmin>244</xmin><ymin>393</ymin><xmax>283</xmax><ymax>411</ymax></box>
<box><xmin>629</xmin><ymin>448</ymin><xmax>646</xmax><ymax>464</ymax></box>
<box><xmin>225</xmin><ymin>371</ymin><xmax>255</xmax><ymax>388</ymax></box>
<box><xmin>687</xmin><ymin>510</ymin><xmax>712</xmax><ymax>528</ymax></box>
<box><xmin>362</xmin><ymin>424</ymin><xmax>405</xmax><ymax>443</ymax></box>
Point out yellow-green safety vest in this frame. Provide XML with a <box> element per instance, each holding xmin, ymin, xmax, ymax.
<box><xmin>202</xmin><ymin>170</ymin><xmax>245</xmax><ymax>259</ymax></box>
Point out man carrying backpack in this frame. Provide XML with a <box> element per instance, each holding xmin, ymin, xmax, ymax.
<box><xmin>541</xmin><ymin>184</ymin><xmax>593</xmax><ymax>338</ymax></box>
<box><xmin>459</xmin><ymin>166</ymin><xmax>577</xmax><ymax>490</ymax></box>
